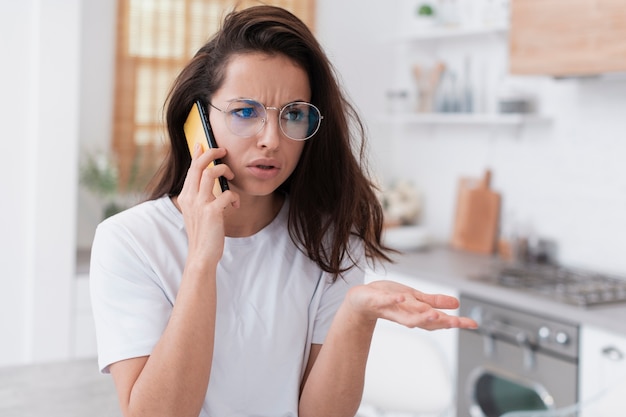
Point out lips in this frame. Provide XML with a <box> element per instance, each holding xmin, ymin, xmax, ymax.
<box><xmin>248</xmin><ymin>158</ymin><xmax>280</xmax><ymax>169</ymax></box>
<box><xmin>247</xmin><ymin>158</ymin><xmax>281</xmax><ymax>180</ymax></box>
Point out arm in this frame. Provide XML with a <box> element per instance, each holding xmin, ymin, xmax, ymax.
<box><xmin>299</xmin><ymin>280</ymin><xmax>478</xmax><ymax>417</ymax></box>
<box><xmin>109</xmin><ymin>146</ymin><xmax>239</xmax><ymax>417</ymax></box>
<box><xmin>109</xmin><ymin>260</ymin><xmax>217</xmax><ymax>417</ymax></box>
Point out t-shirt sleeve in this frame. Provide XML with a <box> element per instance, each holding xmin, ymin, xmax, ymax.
<box><xmin>89</xmin><ymin>218</ymin><xmax>173</xmax><ymax>373</ymax></box>
<box><xmin>310</xmin><ymin>239</ymin><xmax>366</xmax><ymax>344</ymax></box>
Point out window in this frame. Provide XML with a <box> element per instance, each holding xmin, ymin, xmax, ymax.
<box><xmin>112</xmin><ymin>0</ymin><xmax>316</xmax><ymax>190</ymax></box>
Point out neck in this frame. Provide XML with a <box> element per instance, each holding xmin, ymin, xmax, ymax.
<box><xmin>171</xmin><ymin>192</ymin><xmax>284</xmax><ymax>237</ymax></box>
<box><xmin>223</xmin><ymin>192</ymin><xmax>284</xmax><ymax>237</ymax></box>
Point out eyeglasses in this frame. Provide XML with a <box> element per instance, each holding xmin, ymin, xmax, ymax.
<box><xmin>209</xmin><ymin>99</ymin><xmax>323</xmax><ymax>141</ymax></box>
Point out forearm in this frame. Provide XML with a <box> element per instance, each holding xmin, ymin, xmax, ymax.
<box><xmin>121</xmin><ymin>262</ymin><xmax>217</xmax><ymax>417</ymax></box>
<box><xmin>299</xmin><ymin>278</ymin><xmax>479</xmax><ymax>417</ymax></box>
<box><xmin>299</xmin><ymin>298</ymin><xmax>376</xmax><ymax>417</ymax></box>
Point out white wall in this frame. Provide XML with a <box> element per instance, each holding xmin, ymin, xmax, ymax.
<box><xmin>0</xmin><ymin>0</ymin><xmax>34</xmax><ymax>365</ymax></box>
<box><xmin>317</xmin><ymin>0</ymin><xmax>626</xmax><ymax>276</ymax></box>
<box><xmin>315</xmin><ymin>0</ymin><xmax>397</xmax><ymax>178</ymax></box>
<box><xmin>76</xmin><ymin>0</ymin><xmax>116</xmax><ymax>249</ymax></box>
<box><xmin>0</xmin><ymin>0</ymin><xmax>81</xmax><ymax>366</ymax></box>
<box><xmin>394</xmin><ymin>76</ymin><xmax>626</xmax><ymax>275</ymax></box>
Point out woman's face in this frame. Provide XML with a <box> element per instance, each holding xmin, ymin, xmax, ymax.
<box><xmin>208</xmin><ymin>53</ymin><xmax>310</xmax><ymax>198</ymax></box>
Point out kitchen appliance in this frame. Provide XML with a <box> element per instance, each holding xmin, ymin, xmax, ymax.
<box><xmin>472</xmin><ymin>263</ymin><xmax>626</xmax><ymax>307</ymax></box>
<box><xmin>457</xmin><ymin>294</ymin><xmax>579</xmax><ymax>417</ymax></box>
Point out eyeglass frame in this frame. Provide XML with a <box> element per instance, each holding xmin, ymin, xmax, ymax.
<box><xmin>208</xmin><ymin>98</ymin><xmax>324</xmax><ymax>141</ymax></box>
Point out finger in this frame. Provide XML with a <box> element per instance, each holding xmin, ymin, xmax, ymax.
<box><xmin>194</xmin><ymin>146</ymin><xmax>227</xmax><ymax>166</ymax></box>
<box><xmin>190</xmin><ymin>142</ymin><xmax>226</xmax><ymax>162</ymax></box>
<box><xmin>420</xmin><ymin>313</ymin><xmax>478</xmax><ymax>331</ymax></box>
<box><xmin>187</xmin><ymin>147</ymin><xmax>228</xmax><ymax>190</ymax></box>
<box><xmin>413</xmin><ymin>292</ymin><xmax>460</xmax><ymax>310</ymax></box>
<box><xmin>213</xmin><ymin>189</ymin><xmax>240</xmax><ymax>210</ymax></box>
<box><xmin>182</xmin><ymin>143</ymin><xmax>205</xmax><ymax>190</ymax></box>
<box><xmin>457</xmin><ymin>316</ymin><xmax>479</xmax><ymax>329</ymax></box>
<box><xmin>374</xmin><ymin>297</ymin><xmax>436</xmax><ymax>325</ymax></box>
<box><xmin>183</xmin><ymin>143</ymin><xmax>226</xmax><ymax>192</ymax></box>
<box><xmin>440</xmin><ymin>315</ymin><xmax>478</xmax><ymax>330</ymax></box>
<box><xmin>198</xmin><ymin>163</ymin><xmax>234</xmax><ymax>200</ymax></box>
<box><xmin>192</xmin><ymin>141</ymin><xmax>203</xmax><ymax>159</ymax></box>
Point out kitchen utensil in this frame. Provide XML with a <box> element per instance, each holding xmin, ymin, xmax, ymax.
<box><xmin>413</xmin><ymin>61</ymin><xmax>445</xmax><ymax>113</ymax></box>
<box><xmin>451</xmin><ymin>169</ymin><xmax>501</xmax><ymax>254</ymax></box>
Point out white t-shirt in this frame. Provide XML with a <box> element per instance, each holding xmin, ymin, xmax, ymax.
<box><xmin>90</xmin><ymin>195</ymin><xmax>365</xmax><ymax>417</ymax></box>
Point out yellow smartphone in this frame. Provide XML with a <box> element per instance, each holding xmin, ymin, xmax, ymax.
<box><xmin>183</xmin><ymin>99</ymin><xmax>229</xmax><ymax>195</ymax></box>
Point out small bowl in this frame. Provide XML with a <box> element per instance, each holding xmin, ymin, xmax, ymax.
<box><xmin>382</xmin><ymin>225</ymin><xmax>431</xmax><ymax>251</ymax></box>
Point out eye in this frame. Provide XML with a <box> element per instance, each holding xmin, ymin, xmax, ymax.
<box><xmin>282</xmin><ymin>104</ymin><xmax>307</xmax><ymax>122</ymax></box>
<box><xmin>229</xmin><ymin>101</ymin><xmax>261</xmax><ymax>119</ymax></box>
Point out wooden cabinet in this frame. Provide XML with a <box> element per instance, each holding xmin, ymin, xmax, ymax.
<box><xmin>579</xmin><ymin>325</ymin><xmax>626</xmax><ymax>416</ymax></box>
<box><xmin>510</xmin><ymin>0</ymin><xmax>626</xmax><ymax>76</ymax></box>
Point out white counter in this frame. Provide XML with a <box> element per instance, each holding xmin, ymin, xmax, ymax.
<box><xmin>383</xmin><ymin>246</ymin><xmax>626</xmax><ymax>335</ymax></box>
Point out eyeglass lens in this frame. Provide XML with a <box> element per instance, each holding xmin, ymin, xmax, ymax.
<box><xmin>225</xmin><ymin>99</ymin><xmax>321</xmax><ymax>140</ymax></box>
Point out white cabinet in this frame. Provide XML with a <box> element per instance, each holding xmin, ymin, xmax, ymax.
<box><xmin>579</xmin><ymin>325</ymin><xmax>626</xmax><ymax>416</ymax></box>
<box><xmin>364</xmin><ymin>268</ymin><xmax>460</xmax><ymax>416</ymax></box>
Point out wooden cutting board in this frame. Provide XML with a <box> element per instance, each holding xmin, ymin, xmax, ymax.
<box><xmin>451</xmin><ymin>170</ymin><xmax>501</xmax><ymax>255</ymax></box>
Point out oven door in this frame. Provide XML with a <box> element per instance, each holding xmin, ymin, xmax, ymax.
<box><xmin>467</xmin><ymin>367</ymin><xmax>555</xmax><ymax>417</ymax></box>
<box><xmin>457</xmin><ymin>329</ymin><xmax>578</xmax><ymax>417</ymax></box>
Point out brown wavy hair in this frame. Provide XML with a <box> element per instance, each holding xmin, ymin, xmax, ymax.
<box><xmin>147</xmin><ymin>5</ymin><xmax>393</xmax><ymax>279</ymax></box>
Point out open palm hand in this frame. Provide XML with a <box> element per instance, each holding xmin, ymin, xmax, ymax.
<box><xmin>346</xmin><ymin>280</ymin><xmax>478</xmax><ymax>331</ymax></box>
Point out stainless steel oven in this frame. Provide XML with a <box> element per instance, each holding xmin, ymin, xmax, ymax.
<box><xmin>456</xmin><ymin>294</ymin><xmax>579</xmax><ymax>417</ymax></box>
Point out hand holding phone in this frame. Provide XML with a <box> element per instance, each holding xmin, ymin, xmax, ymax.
<box><xmin>184</xmin><ymin>99</ymin><xmax>230</xmax><ymax>195</ymax></box>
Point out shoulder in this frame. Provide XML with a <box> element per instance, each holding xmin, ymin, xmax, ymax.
<box><xmin>92</xmin><ymin>196</ymin><xmax>184</xmax><ymax>263</ymax></box>
<box><xmin>101</xmin><ymin>195</ymin><xmax>181</xmax><ymax>229</ymax></box>
<box><xmin>96</xmin><ymin>196</ymin><xmax>181</xmax><ymax>238</ymax></box>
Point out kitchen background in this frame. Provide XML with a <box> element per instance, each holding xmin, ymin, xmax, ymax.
<box><xmin>2</xmin><ymin>0</ymin><xmax>626</xmax><ymax>369</ymax></box>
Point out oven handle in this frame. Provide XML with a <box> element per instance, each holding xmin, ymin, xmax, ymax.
<box><xmin>602</xmin><ymin>346</ymin><xmax>624</xmax><ymax>362</ymax></box>
<box><xmin>480</xmin><ymin>320</ymin><xmax>536</xmax><ymax>369</ymax></box>
<box><xmin>480</xmin><ymin>320</ymin><xmax>537</xmax><ymax>346</ymax></box>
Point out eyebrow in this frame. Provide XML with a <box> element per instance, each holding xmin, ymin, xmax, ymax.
<box><xmin>226</xmin><ymin>97</ymin><xmax>311</xmax><ymax>107</ymax></box>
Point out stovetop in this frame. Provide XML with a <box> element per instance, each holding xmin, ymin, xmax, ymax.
<box><xmin>473</xmin><ymin>263</ymin><xmax>626</xmax><ymax>307</ymax></box>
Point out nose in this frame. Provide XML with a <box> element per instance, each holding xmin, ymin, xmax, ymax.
<box><xmin>256</xmin><ymin>107</ymin><xmax>282</xmax><ymax>150</ymax></box>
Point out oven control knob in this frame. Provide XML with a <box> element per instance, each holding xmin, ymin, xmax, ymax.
<box><xmin>555</xmin><ymin>331</ymin><xmax>570</xmax><ymax>345</ymax></box>
<box><xmin>538</xmin><ymin>326</ymin><xmax>551</xmax><ymax>340</ymax></box>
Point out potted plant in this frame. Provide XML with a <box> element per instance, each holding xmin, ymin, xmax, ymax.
<box><xmin>415</xmin><ymin>2</ymin><xmax>437</xmax><ymax>28</ymax></box>
<box><xmin>79</xmin><ymin>147</ymin><xmax>157</xmax><ymax>219</ymax></box>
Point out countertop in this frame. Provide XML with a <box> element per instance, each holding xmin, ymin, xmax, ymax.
<box><xmin>0</xmin><ymin>358</ymin><xmax>120</xmax><ymax>417</ymax></box>
<box><xmin>381</xmin><ymin>246</ymin><xmax>626</xmax><ymax>335</ymax></box>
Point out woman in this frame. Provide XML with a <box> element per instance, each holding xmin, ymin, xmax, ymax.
<box><xmin>90</xmin><ymin>5</ymin><xmax>477</xmax><ymax>417</ymax></box>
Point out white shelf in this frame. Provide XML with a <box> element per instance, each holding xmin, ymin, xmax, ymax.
<box><xmin>378</xmin><ymin>113</ymin><xmax>551</xmax><ymax>126</ymax></box>
<box><xmin>390</xmin><ymin>25</ymin><xmax>508</xmax><ymax>43</ymax></box>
